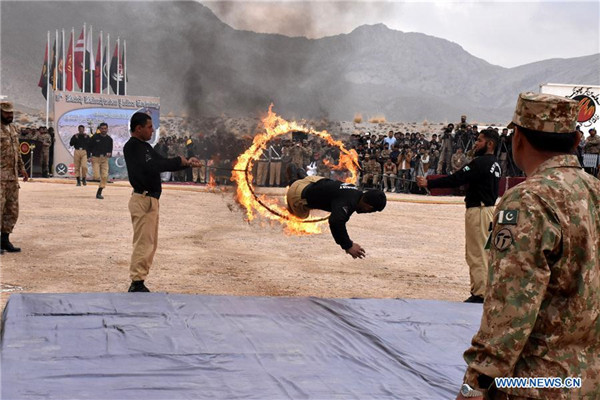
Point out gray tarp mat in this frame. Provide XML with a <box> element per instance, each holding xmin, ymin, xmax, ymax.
<box><xmin>1</xmin><ymin>293</ymin><xmax>483</xmax><ymax>399</ymax></box>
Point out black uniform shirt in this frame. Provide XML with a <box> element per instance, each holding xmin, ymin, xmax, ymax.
<box><xmin>124</xmin><ymin>137</ymin><xmax>185</xmax><ymax>196</ymax></box>
<box><xmin>89</xmin><ymin>134</ymin><xmax>113</xmax><ymax>156</ymax></box>
<box><xmin>428</xmin><ymin>153</ymin><xmax>501</xmax><ymax>208</ymax></box>
<box><xmin>69</xmin><ymin>134</ymin><xmax>89</xmax><ymax>150</ymax></box>
<box><xmin>304</xmin><ymin>178</ymin><xmax>363</xmax><ymax>250</ymax></box>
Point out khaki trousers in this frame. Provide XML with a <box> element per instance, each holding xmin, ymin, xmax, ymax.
<box><xmin>128</xmin><ymin>193</ymin><xmax>160</xmax><ymax>282</ymax></box>
<box><xmin>465</xmin><ymin>206</ymin><xmax>495</xmax><ymax>297</ymax></box>
<box><xmin>41</xmin><ymin>146</ymin><xmax>50</xmax><ymax>174</ymax></box>
<box><xmin>256</xmin><ymin>161</ymin><xmax>268</xmax><ymax>186</ymax></box>
<box><xmin>73</xmin><ymin>149</ymin><xmax>88</xmax><ymax>178</ymax></box>
<box><xmin>286</xmin><ymin>176</ymin><xmax>323</xmax><ymax>219</ymax></box>
<box><xmin>269</xmin><ymin>161</ymin><xmax>282</xmax><ymax>186</ymax></box>
<box><xmin>92</xmin><ymin>156</ymin><xmax>109</xmax><ymax>188</ymax></box>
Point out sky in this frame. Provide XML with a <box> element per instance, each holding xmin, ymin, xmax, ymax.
<box><xmin>201</xmin><ymin>0</ymin><xmax>600</xmax><ymax>68</ymax></box>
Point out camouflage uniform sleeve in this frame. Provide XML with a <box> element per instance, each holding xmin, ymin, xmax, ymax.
<box><xmin>12</xmin><ymin>126</ymin><xmax>25</xmax><ymax>172</ymax></box>
<box><xmin>463</xmin><ymin>187</ymin><xmax>562</xmax><ymax>389</ymax></box>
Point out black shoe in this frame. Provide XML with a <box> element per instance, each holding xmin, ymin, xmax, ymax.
<box><xmin>0</xmin><ymin>233</ymin><xmax>21</xmax><ymax>253</ymax></box>
<box><xmin>76</xmin><ymin>178</ymin><xmax>81</xmax><ymax>186</ymax></box>
<box><xmin>96</xmin><ymin>188</ymin><xmax>104</xmax><ymax>199</ymax></box>
<box><xmin>128</xmin><ymin>280</ymin><xmax>150</xmax><ymax>292</ymax></box>
<box><xmin>464</xmin><ymin>295</ymin><xmax>484</xmax><ymax>303</ymax></box>
<box><xmin>82</xmin><ymin>178</ymin><xmax>87</xmax><ymax>186</ymax></box>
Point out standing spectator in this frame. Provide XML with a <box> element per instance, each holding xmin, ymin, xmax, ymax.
<box><xmin>583</xmin><ymin>127</ymin><xmax>600</xmax><ymax>154</ymax></box>
<box><xmin>37</xmin><ymin>126</ymin><xmax>53</xmax><ymax>177</ymax></box>
<box><xmin>417</xmin><ymin>129</ymin><xmax>501</xmax><ymax>303</ymax></box>
<box><xmin>496</xmin><ymin>128</ymin><xmax>510</xmax><ymax>176</ymax></box>
<box><xmin>383</xmin><ymin>130</ymin><xmax>396</xmax><ymax>150</ymax></box>
<box><xmin>69</xmin><ymin>125</ymin><xmax>90</xmax><ymax>186</ymax></box>
<box><xmin>389</xmin><ymin>144</ymin><xmax>401</xmax><ymax>164</ymax></box>
<box><xmin>0</xmin><ymin>102</ymin><xmax>29</xmax><ymax>254</ymax></box>
<box><xmin>397</xmin><ymin>148</ymin><xmax>412</xmax><ymax>193</ymax></box>
<box><xmin>429</xmin><ymin>150</ymin><xmax>440</xmax><ymax>175</ymax></box>
<box><xmin>123</xmin><ymin>112</ymin><xmax>201</xmax><ymax>292</ymax></box>
<box><xmin>286</xmin><ymin>141</ymin><xmax>310</xmax><ymax>183</ymax></box>
<box><xmin>458</xmin><ymin>92</ymin><xmax>600</xmax><ymax>400</ymax></box>
<box><xmin>420</xmin><ymin>150</ymin><xmax>430</xmax><ymax>176</ymax></box>
<box><xmin>255</xmin><ymin>148</ymin><xmax>269</xmax><ymax>186</ymax></box>
<box><xmin>437</xmin><ymin>127</ymin><xmax>454</xmax><ymax>174</ymax></box>
<box><xmin>382</xmin><ymin>158</ymin><xmax>397</xmax><ymax>192</ymax></box>
<box><xmin>451</xmin><ymin>148</ymin><xmax>467</xmax><ymax>173</ymax></box>
<box><xmin>268</xmin><ymin>139</ymin><xmax>283</xmax><ymax>187</ymax></box>
<box><xmin>88</xmin><ymin>122</ymin><xmax>113</xmax><ymax>199</ymax></box>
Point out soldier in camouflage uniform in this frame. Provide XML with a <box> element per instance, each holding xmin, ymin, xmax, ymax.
<box><xmin>0</xmin><ymin>102</ymin><xmax>29</xmax><ymax>254</ymax></box>
<box><xmin>361</xmin><ymin>154</ymin><xmax>382</xmax><ymax>187</ymax></box>
<box><xmin>458</xmin><ymin>92</ymin><xmax>600</xmax><ymax>400</ymax></box>
<box><xmin>36</xmin><ymin>126</ymin><xmax>53</xmax><ymax>177</ymax></box>
<box><xmin>583</xmin><ymin>128</ymin><xmax>600</xmax><ymax>154</ymax></box>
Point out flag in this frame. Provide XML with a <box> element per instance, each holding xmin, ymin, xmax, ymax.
<box><xmin>93</xmin><ymin>38</ymin><xmax>108</xmax><ymax>93</ymax></box>
<box><xmin>66</xmin><ymin>32</ymin><xmax>73</xmax><ymax>91</ymax></box>
<box><xmin>74</xmin><ymin>29</ymin><xmax>84</xmax><ymax>89</ymax></box>
<box><xmin>121</xmin><ymin>46</ymin><xmax>127</xmax><ymax>93</ymax></box>
<box><xmin>49</xmin><ymin>39</ymin><xmax>56</xmax><ymax>91</ymax></box>
<box><xmin>109</xmin><ymin>42</ymin><xmax>124</xmax><ymax>95</ymax></box>
<box><xmin>84</xmin><ymin>28</ymin><xmax>95</xmax><ymax>92</ymax></box>
<box><xmin>56</xmin><ymin>39</ymin><xmax>64</xmax><ymax>90</ymax></box>
<box><xmin>38</xmin><ymin>41</ymin><xmax>49</xmax><ymax>99</ymax></box>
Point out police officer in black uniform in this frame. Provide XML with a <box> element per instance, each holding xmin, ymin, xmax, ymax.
<box><xmin>417</xmin><ymin>129</ymin><xmax>501</xmax><ymax>303</ymax></box>
<box><xmin>286</xmin><ymin>174</ymin><xmax>387</xmax><ymax>259</ymax></box>
<box><xmin>123</xmin><ymin>112</ymin><xmax>202</xmax><ymax>292</ymax></box>
<box><xmin>69</xmin><ymin>125</ymin><xmax>90</xmax><ymax>186</ymax></box>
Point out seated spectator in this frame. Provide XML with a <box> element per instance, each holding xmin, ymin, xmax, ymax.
<box><xmin>361</xmin><ymin>154</ymin><xmax>382</xmax><ymax>188</ymax></box>
<box><xmin>451</xmin><ymin>148</ymin><xmax>467</xmax><ymax>173</ymax></box>
<box><xmin>382</xmin><ymin>158</ymin><xmax>397</xmax><ymax>192</ymax></box>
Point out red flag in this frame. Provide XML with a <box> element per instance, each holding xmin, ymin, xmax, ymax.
<box><xmin>38</xmin><ymin>41</ymin><xmax>49</xmax><ymax>99</ymax></box>
<box><xmin>74</xmin><ymin>28</ymin><xmax>84</xmax><ymax>89</ymax></box>
<box><xmin>94</xmin><ymin>37</ymin><xmax>102</xmax><ymax>93</ymax></box>
<box><xmin>66</xmin><ymin>32</ymin><xmax>73</xmax><ymax>91</ymax></box>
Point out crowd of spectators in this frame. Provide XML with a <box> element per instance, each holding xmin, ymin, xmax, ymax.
<box><xmin>150</xmin><ymin>116</ymin><xmax>600</xmax><ymax>190</ymax></box>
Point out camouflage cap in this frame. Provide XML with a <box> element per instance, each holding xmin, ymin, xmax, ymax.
<box><xmin>507</xmin><ymin>92</ymin><xmax>579</xmax><ymax>134</ymax></box>
<box><xmin>1</xmin><ymin>101</ymin><xmax>14</xmax><ymax>112</ymax></box>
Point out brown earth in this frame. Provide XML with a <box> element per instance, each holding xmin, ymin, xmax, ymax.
<box><xmin>0</xmin><ymin>179</ymin><xmax>470</xmax><ymax>310</ymax></box>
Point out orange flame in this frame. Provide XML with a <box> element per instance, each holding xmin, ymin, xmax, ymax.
<box><xmin>231</xmin><ymin>105</ymin><xmax>359</xmax><ymax>236</ymax></box>
<box><xmin>578</xmin><ymin>98</ymin><xmax>596</xmax><ymax>122</ymax></box>
<box><xmin>208</xmin><ymin>172</ymin><xmax>216</xmax><ymax>189</ymax></box>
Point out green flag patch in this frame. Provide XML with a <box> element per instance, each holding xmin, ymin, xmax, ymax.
<box><xmin>498</xmin><ymin>210</ymin><xmax>519</xmax><ymax>225</ymax></box>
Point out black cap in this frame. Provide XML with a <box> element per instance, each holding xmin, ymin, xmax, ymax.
<box><xmin>362</xmin><ymin>190</ymin><xmax>387</xmax><ymax>212</ymax></box>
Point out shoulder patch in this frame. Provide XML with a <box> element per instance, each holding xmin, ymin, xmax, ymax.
<box><xmin>497</xmin><ymin>210</ymin><xmax>519</xmax><ymax>225</ymax></box>
<box><xmin>462</xmin><ymin>166</ymin><xmax>470</xmax><ymax>172</ymax></box>
<box><xmin>494</xmin><ymin>228</ymin><xmax>513</xmax><ymax>251</ymax></box>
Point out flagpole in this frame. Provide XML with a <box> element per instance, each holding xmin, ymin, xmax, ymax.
<box><xmin>124</xmin><ymin>40</ymin><xmax>127</xmax><ymax>95</ymax></box>
<box><xmin>61</xmin><ymin>29</ymin><xmax>65</xmax><ymax>91</ymax></box>
<box><xmin>54</xmin><ymin>29</ymin><xmax>58</xmax><ymax>92</ymax></box>
<box><xmin>99</xmin><ymin>30</ymin><xmax>103</xmax><ymax>94</ymax></box>
<box><xmin>71</xmin><ymin>27</ymin><xmax>74</xmax><ymax>92</ymax></box>
<box><xmin>117</xmin><ymin>36</ymin><xmax>120</xmax><ymax>96</ymax></box>
<box><xmin>82</xmin><ymin>23</ymin><xmax>86</xmax><ymax>93</ymax></box>
<box><xmin>46</xmin><ymin>30</ymin><xmax>50</xmax><ymax>127</ymax></box>
<box><xmin>106</xmin><ymin>34</ymin><xmax>110</xmax><ymax>95</ymax></box>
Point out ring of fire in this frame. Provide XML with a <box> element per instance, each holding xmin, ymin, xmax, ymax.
<box><xmin>231</xmin><ymin>105</ymin><xmax>360</xmax><ymax>236</ymax></box>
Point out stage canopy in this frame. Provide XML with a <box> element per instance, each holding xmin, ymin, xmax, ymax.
<box><xmin>1</xmin><ymin>293</ymin><xmax>482</xmax><ymax>399</ymax></box>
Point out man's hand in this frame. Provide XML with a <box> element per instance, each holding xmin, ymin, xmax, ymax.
<box><xmin>21</xmin><ymin>169</ymin><xmax>29</xmax><ymax>182</ymax></box>
<box><xmin>345</xmin><ymin>243</ymin><xmax>366</xmax><ymax>259</ymax></box>
<box><xmin>188</xmin><ymin>157</ymin><xmax>202</xmax><ymax>168</ymax></box>
<box><xmin>416</xmin><ymin>176</ymin><xmax>428</xmax><ymax>188</ymax></box>
<box><xmin>179</xmin><ymin>156</ymin><xmax>189</xmax><ymax>167</ymax></box>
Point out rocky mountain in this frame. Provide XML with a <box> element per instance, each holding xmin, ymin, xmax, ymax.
<box><xmin>1</xmin><ymin>1</ymin><xmax>599</xmax><ymax>123</ymax></box>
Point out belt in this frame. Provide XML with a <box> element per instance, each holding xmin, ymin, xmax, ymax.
<box><xmin>133</xmin><ymin>190</ymin><xmax>161</xmax><ymax>199</ymax></box>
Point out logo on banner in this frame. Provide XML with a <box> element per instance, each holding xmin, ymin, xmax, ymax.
<box><xmin>55</xmin><ymin>163</ymin><xmax>68</xmax><ymax>175</ymax></box>
<box><xmin>20</xmin><ymin>142</ymin><xmax>31</xmax><ymax>155</ymax></box>
<box><xmin>569</xmin><ymin>87</ymin><xmax>599</xmax><ymax>128</ymax></box>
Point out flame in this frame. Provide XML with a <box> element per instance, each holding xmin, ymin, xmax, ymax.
<box><xmin>577</xmin><ymin>98</ymin><xmax>596</xmax><ymax>122</ymax></box>
<box><xmin>231</xmin><ymin>105</ymin><xmax>359</xmax><ymax>236</ymax></box>
<box><xmin>208</xmin><ymin>172</ymin><xmax>216</xmax><ymax>189</ymax></box>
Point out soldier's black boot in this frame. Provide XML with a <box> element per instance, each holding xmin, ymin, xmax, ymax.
<box><xmin>76</xmin><ymin>177</ymin><xmax>81</xmax><ymax>186</ymax></box>
<box><xmin>96</xmin><ymin>188</ymin><xmax>104</xmax><ymax>199</ymax></box>
<box><xmin>128</xmin><ymin>280</ymin><xmax>150</xmax><ymax>292</ymax></box>
<box><xmin>82</xmin><ymin>177</ymin><xmax>87</xmax><ymax>186</ymax></box>
<box><xmin>1</xmin><ymin>232</ymin><xmax>21</xmax><ymax>253</ymax></box>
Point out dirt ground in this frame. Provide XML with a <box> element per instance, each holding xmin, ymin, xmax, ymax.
<box><xmin>1</xmin><ymin>179</ymin><xmax>470</xmax><ymax>311</ymax></box>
